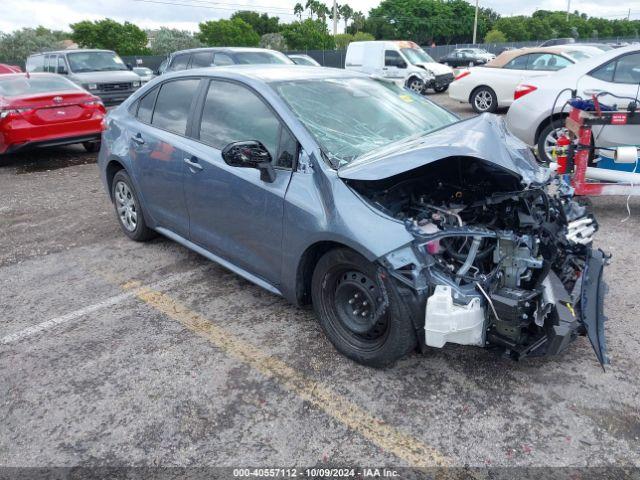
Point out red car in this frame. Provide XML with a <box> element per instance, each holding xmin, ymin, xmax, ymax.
<box><xmin>0</xmin><ymin>73</ymin><xmax>105</xmax><ymax>155</ymax></box>
<box><xmin>0</xmin><ymin>64</ymin><xmax>22</xmax><ymax>74</ymax></box>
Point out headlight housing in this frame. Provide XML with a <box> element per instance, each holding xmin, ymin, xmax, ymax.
<box><xmin>85</xmin><ymin>83</ymin><xmax>98</xmax><ymax>91</ymax></box>
<box><xmin>132</xmin><ymin>81</ymin><xmax>141</xmax><ymax>88</ymax></box>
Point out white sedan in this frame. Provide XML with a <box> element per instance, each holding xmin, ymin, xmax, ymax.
<box><xmin>506</xmin><ymin>45</ymin><xmax>640</xmax><ymax>163</ymax></box>
<box><xmin>448</xmin><ymin>47</ymin><xmax>593</xmax><ymax>113</ymax></box>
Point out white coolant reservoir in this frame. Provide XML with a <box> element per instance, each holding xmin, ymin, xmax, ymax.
<box><xmin>425</xmin><ymin>285</ymin><xmax>485</xmax><ymax>348</ymax></box>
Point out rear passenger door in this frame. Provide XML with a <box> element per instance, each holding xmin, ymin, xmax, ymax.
<box><xmin>129</xmin><ymin>78</ymin><xmax>202</xmax><ymax>237</ymax></box>
<box><xmin>183</xmin><ymin>79</ymin><xmax>297</xmax><ymax>286</ymax></box>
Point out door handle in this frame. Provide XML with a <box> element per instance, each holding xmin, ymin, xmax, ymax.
<box><xmin>184</xmin><ymin>156</ymin><xmax>203</xmax><ymax>172</ymax></box>
<box><xmin>131</xmin><ymin>133</ymin><xmax>145</xmax><ymax>145</ymax></box>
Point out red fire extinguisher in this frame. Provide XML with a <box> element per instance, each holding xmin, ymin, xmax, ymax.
<box><xmin>555</xmin><ymin>134</ymin><xmax>571</xmax><ymax>174</ymax></box>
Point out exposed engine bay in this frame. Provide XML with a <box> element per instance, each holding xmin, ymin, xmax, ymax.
<box><xmin>347</xmin><ymin>156</ymin><xmax>608</xmax><ymax>365</ymax></box>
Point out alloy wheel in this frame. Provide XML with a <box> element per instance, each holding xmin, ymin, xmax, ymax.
<box><xmin>544</xmin><ymin>126</ymin><xmax>575</xmax><ymax>161</ymax></box>
<box><xmin>474</xmin><ymin>90</ymin><xmax>493</xmax><ymax>111</ymax></box>
<box><xmin>114</xmin><ymin>181</ymin><xmax>137</xmax><ymax>232</ymax></box>
<box><xmin>408</xmin><ymin>79</ymin><xmax>424</xmax><ymax>93</ymax></box>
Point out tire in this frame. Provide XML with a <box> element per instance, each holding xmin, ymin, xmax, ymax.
<box><xmin>406</xmin><ymin>77</ymin><xmax>425</xmax><ymax>94</ymax></box>
<box><xmin>311</xmin><ymin>248</ymin><xmax>417</xmax><ymax>368</ymax></box>
<box><xmin>83</xmin><ymin>141</ymin><xmax>100</xmax><ymax>153</ymax></box>
<box><xmin>111</xmin><ymin>170</ymin><xmax>156</xmax><ymax>242</ymax></box>
<box><xmin>470</xmin><ymin>86</ymin><xmax>498</xmax><ymax>113</ymax></box>
<box><xmin>536</xmin><ymin>119</ymin><xmax>596</xmax><ymax>166</ymax></box>
<box><xmin>433</xmin><ymin>84</ymin><xmax>449</xmax><ymax>93</ymax></box>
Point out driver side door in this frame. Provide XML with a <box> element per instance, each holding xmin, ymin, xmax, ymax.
<box><xmin>183</xmin><ymin>79</ymin><xmax>297</xmax><ymax>287</ymax></box>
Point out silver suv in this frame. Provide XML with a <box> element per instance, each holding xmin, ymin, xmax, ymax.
<box><xmin>26</xmin><ymin>49</ymin><xmax>142</xmax><ymax>105</ymax></box>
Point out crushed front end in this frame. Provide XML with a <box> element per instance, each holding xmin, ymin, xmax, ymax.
<box><xmin>349</xmin><ymin>156</ymin><xmax>609</xmax><ymax>367</ymax></box>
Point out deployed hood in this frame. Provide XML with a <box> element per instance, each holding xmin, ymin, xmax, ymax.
<box><xmin>415</xmin><ymin>62</ymin><xmax>454</xmax><ymax>75</ymax></box>
<box><xmin>337</xmin><ymin>114</ymin><xmax>550</xmax><ymax>185</ymax></box>
<box><xmin>70</xmin><ymin>70</ymin><xmax>141</xmax><ymax>83</ymax></box>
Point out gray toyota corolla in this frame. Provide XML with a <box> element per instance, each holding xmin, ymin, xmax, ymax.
<box><xmin>99</xmin><ymin>65</ymin><xmax>608</xmax><ymax>368</ymax></box>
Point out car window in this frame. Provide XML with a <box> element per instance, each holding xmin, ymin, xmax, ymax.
<box><xmin>613</xmin><ymin>53</ymin><xmax>640</xmax><ymax>84</ymax></box>
<box><xmin>213</xmin><ymin>53</ymin><xmax>234</xmax><ymax>66</ymax></box>
<box><xmin>198</xmin><ymin>80</ymin><xmax>282</xmax><ymax>164</ymax></box>
<box><xmin>590</xmin><ymin>59</ymin><xmax>616</xmax><ymax>82</ymax></box>
<box><xmin>169</xmin><ymin>54</ymin><xmax>190</xmax><ymax>71</ymax></box>
<box><xmin>57</xmin><ymin>56</ymin><xmax>67</xmax><ymax>73</ymax></box>
<box><xmin>0</xmin><ymin>75</ymin><xmax>82</xmax><ymax>96</ymax></box>
<box><xmin>151</xmin><ymin>79</ymin><xmax>200</xmax><ymax>135</ymax></box>
<box><xmin>136</xmin><ymin>86</ymin><xmax>159</xmax><ymax>124</ymax></box>
<box><xmin>190</xmin><ymin>51</ymin><xmax>214</xmax><ymax>69</ymax></box>
<box><xmin>385</xmin><ymin>50</ymin><xmax>403</xmax><ymax>67</ymax></box>
<box><xmin>504</xmin><ymin>54</ymin><xmax>529</xmax><ymax>70</ymax></box>
<box><xmin>528</xmin><ymin>53</ymin><xmax>572</xmax><ymax>71</ymax></box>
<box><xmin>26</xmin><ymin>55</ymin><xmax>44</xmax><ymax>72</ymax></box>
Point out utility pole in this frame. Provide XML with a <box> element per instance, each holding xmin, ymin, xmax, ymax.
<box><xmin>566</xmin><ymin>0</ymin><xmax>571</xmax><ymax>21</ymax></box>
<box><xmin>333</xmin><ymin>0</ymin><xmax>338</xmax><ymax>36</ymax></box>
<box><xmin>628</xmin><ymin>8</ymin><xmax>631</xmax><ymax>21</ymax></box>
<box><xmin>472</xmin><ymin>0</ymin><xmax>479</xmax><ymax>44</ymax></box>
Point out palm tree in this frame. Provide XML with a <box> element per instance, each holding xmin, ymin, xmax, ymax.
<box><xmin>339</xmin><ymin>4</ymin><xmax>353</xmax><ymax>31</ymax></box>
<box><xmin>294</xmin><ymin>2</ymin><xmax>304</xmax><ymax>20</ymax></box>
<box><xmin>329</xmin><ymin>3</ymin><xmax>341</xmax><ymax>27</ymax></box>
<box><xmin>351</xmin><ymin>11</ymin><xmax>365</xmax><ymax>33</ymax></box>
<box><xmin>316</xmin><ymin>3</ymin><xmax>330</xmax><ymax>23</ymax></box>
<box><xmin>305</xmin><ymin>0</ymin><xmax>317</xmax><ymax>20</ymax></box>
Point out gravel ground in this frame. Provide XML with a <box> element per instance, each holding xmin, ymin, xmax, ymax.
<box><xmin>1</xmin><ymin>93</ymin><xmax>639</xmax><ymax>473</ymax></box>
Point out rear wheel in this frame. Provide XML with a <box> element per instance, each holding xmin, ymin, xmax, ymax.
<box><xmin>537</xmin><ymin>121</ymin><xmax>576</xmax><ymax>165</ymax></box>
<box><xmin>471</xmin><ymin>86</ymin><xmax>498</xmax><ymax>113</ymax></box>
<box><xmin>311</xmin><ymin>248</ymin><xmax>417</xmax><ymax>368</ymax></box>
<box><xmin>111</xmin><ymin>170</ymin><xmax>155</xmax><ymax>242</ymax></box>
<box><xmin>83</xmin><ymin>141</ymin><xmax>100</xmax><ymax>153</ymax></box>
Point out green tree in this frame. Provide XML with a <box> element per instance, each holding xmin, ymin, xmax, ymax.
<box><xmin>0</xmin><ymin>27</ymin><xmax>66</xmax><ymax>64</ymax></box>
<box><xmin>149</xmin><ymin>28</ymin><xmax>202</xmax><ymax>55</ymax></box>
<box><xmin>347</xmin><ymin>11</ymin><xmax>366</xmax><ymax>33</ymax></box>
<box><xmin>230</xmin><ymin>11</ymin><xmax>280</xmax><ymax>36</ymax></box>
<box><xmin>339</xmin><ymin>4</ymin><xmax>354</xmax><ymax>31</ymax></box>
<box><xmin>334</xmin><ymin>33</ymin><xmax>353</xmax><ymax>49</ymax></box>
<box><xmin>198</xmin><ymin>18</ymin><xmax>260</xmax><ymax>47</ymax></box>
<box><xmin>281</xmin><ymin>19</ymin><xmax>334</xmax><ymax>50</ymax></box>
<box><xmin>294</xmin><ymin>3</ymin><xmax>304</xmax><ymax>20</ymax></box>
<box><xmin>484</xmin><ymin>29</ymin><xmax>506</xmax><ymax>43</ymax></box>
<box><xmin>352</xmin><ymin>31</ymin><xmax>375</xmax><ymax>42</ymax></box>
<box><xmin>70</xmin><ymin>19</ymin><xmax>148</xmax><ymax>55</ymax></box>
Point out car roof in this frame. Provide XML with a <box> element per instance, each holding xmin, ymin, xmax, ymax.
<box><xmin>172</xmin><ymin>47</ymin><xmax>281</xmax><ymax>56</ymax></box>
<box><xmin>165</xmin><ymin>64</ymin><xmax>365</xmax><ymax>83</ymax></box>
<box><xmin>29</xmin><ymin>49</ymin><xmax>116</xmax><ymax>56</ymax></box>
<box><xmin>486</xmin><ymin>47</ymin><xmax>576</xmax><ymax>67</ymax></box>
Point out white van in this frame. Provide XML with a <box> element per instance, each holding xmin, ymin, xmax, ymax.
<box><xmin>345</xmin><ymin>41</ymin><xmax>455</xmax><ymax>93</ymax></box>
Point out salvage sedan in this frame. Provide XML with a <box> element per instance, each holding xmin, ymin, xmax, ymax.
<box><xmin>99</xmin><ymin>66</ymin><xmax>608</xmax><ymax>368</ymax></box>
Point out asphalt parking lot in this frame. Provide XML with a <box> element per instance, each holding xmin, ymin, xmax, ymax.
<box><xmin>1</xmin><ymin>92</ymin><xmax>639</xmax><ymax>471</ymax></box>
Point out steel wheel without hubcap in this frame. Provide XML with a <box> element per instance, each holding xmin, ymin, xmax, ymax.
<box><xmin>330</xmin><ymin>270</ymin><xmax>389</xmax><ymax>349</ymax></box>
<box><xmin>473</xmin><ymin>89</ymin><xmax>493</xmax><ymax>112</ymax></box>
<box><xmin>114</xmin><ymin>180</ymin><xmax>137</xmax><ymax>232</ymax></box>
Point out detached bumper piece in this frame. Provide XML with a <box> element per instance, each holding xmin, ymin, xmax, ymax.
<box><xmin>580</xmin><ymin>249</ymin><xmax>609</xmax><ymax>368</ymax></box>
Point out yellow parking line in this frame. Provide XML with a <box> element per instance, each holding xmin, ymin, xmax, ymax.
<box><xmin>123</xmin><ymin>281</ymin><xmax>450</xmax><ymax>467</ymax></box>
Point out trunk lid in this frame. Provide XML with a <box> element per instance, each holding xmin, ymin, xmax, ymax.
<box><xmin>337</xmin><ymin>114</ymin><xmax>550</xmax><ymax>185</ymax></box>
<box><xmin>5</xmin><ymin>91</ymin><xmax>97</xmax><ymax>125</ymax></box>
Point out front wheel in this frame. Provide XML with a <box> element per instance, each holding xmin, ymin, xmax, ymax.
<box><xmin>471</xmin><ymin>86</ymin><xmax>498</xmax><ymax>113</ymax></box>
<box><xmin>311</xmin><ymin>248</ymin><xmax>417</xmax><ymax>368</ymax></box>
<box><xmin>406</xmin><ymin>77</ymin><xmax>425</xmax><ymax>94</ymax></box>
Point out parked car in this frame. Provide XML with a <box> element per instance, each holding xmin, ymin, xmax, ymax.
<box><xmin>449</xmin><ymin>47</ymin><xmax>591</xmax><ymax>113</ymax></box>
<box><xmin>573</xmin><ymin>43</ymin><xmax>613</xmax><ymax>52</ymax></box>
<box><xmin>133</xmin><ymin>67</ymin><xmax>155</xmax><ymax>84</ymax></box>
<box><xmin>0</xmin><ymin>73</ymin><xmax>105</xmax><ymax>154</ymax></box>
<box><xmin>345</xmin><ymin>41</ymin><xmax>455</xmax><ymax>93</ymax></box>
<box><xmin>162</xmin><ymin>47</ymin><xmax>293</xmax><ymax>73</ymax></box>
<box><xmin>539</xmin><ymin>38</ymin><xmax>575</xmax><ymax>47</ymax></box>
<box><xmin>506</xmin><ymin>45</ymin><xmax>640</xmax><ymax>163</ymax></box>
<box><xmin>99</xmin><ymin>65</ymin><xmax>607</xmax><ymax>368</ymax></box>
<box><xmin>288</xmin><ymin>54</ymin><xmax>321</xmax><ymax>66</ymax></box>
<box><xmin>26</xmin><ymin>49</ymin><xmax>141</xmax><ymax>105</ymax></box>
<box><xmin>0</xmin><ymin>64</ymin><xmax>22</xmax><ymax>74</ymax></box>
<box><xmin>438</xmin><ymin>48</ymin><xmax>495</xmax><ymax>67</ymax></box>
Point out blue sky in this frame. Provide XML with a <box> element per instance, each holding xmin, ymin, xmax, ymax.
<box><xmin>1</xmin><ymin>0</ymin><xmax>638</xmax><ymax>33</ymax></box>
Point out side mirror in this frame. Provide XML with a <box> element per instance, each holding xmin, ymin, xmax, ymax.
<box><xmin>222</xmin><ymin>141</ymin><xmax>276</xmax><ymax>183</ymax></box>
<box><xmin>57</xmin><ymin>66</ymin><xmax>67</xmax><ymax>74</ymax></box>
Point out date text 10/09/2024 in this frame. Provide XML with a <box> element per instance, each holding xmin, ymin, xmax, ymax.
<box><xmin>233</xmin><ymin>468</ymin><xmax>400</xmax><ymax>477</ymax></box>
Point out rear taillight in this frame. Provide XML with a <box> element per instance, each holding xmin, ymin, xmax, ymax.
<box><xmin>514</xmin><ymin>84</ymin><xmax>537</xmax><ymax>100</ymax></box>
<box><xmin>0</xmin><ymin>108</ymin><xmax>28</xmax><ymax>119</ymax></box>
<box><xmin>454</xmin><ymin>71</ymin><xmax>471</xmax><ymax>81</ymax></box>
<box><xmin>83</xmin><ymin>99</ymin><xmax>106</xmax><ymax>113</ymax></box>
